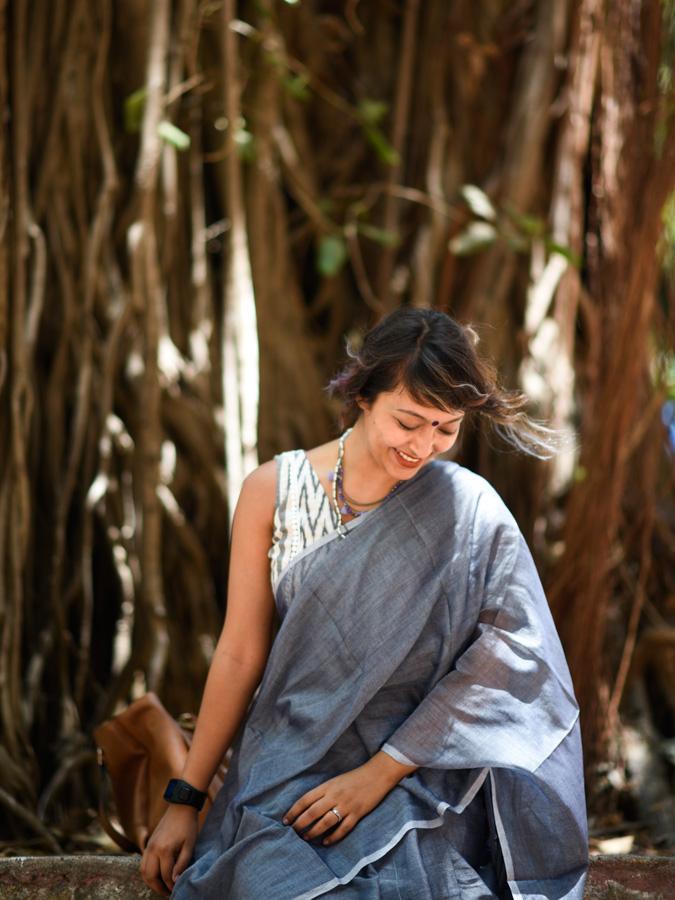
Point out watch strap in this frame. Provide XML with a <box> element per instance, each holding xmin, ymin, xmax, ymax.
<box><xmin>163</xmin><ymin>778</ymin><xmax>207</xmax><ymax>811</ymax></box>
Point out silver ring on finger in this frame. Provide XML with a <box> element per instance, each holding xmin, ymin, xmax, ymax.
<box><xmin>329</xmin><ymin>807</ymin><xmax>342</xmax><ymax>824</ymax></box>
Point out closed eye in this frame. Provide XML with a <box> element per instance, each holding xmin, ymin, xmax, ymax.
<box><xmin>395</xmin><ymin>417</ymin><xmax>458</xmax><ymax>437</ymax></box>
<box><xmin>395</xmin><ymin>418</ymin><xmax>415</xmax><ymax>431</ymax></box>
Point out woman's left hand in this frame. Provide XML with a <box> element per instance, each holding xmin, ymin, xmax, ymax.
<box><xmin>282</xmin><ymin>751</ymin><xmax>416</xmax><ymax>846</ymax></box>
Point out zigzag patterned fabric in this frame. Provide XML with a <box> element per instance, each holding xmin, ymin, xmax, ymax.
<box><xmin>268</xmin><ymin>450</ymin><xmax>336</xmax><ymax>592</ymax></box>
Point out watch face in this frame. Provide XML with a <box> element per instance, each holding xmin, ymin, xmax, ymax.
<box><xmin>177</xmin><ymin>784</ymin><xmax>192</xmax><ymax>802</ymax></box>
<box><xmin>164</xmin><ymin>778</ymin><xmax>205</xmax><ymax>809</ymax></box>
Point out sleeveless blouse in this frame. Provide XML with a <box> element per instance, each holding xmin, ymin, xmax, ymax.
<box><xmin>268</xmin><ymin>449</ymin><xmax>337</xmax><ymax>593</ymax></box>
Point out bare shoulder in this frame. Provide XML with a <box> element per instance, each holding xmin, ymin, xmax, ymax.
<box><xmin>236</xmin><ymin>459</ymin><xmax>277</xmax><ymax>529</ymax></box>
<box><xmin>304</xmin><ymin>437</ymin><xmax>339</xmax><ymax>472</ymax></box>
<box><xmin>243</xmin><ymin>458</ymin><xmax>277</xmax><ymax>494</ymax></box>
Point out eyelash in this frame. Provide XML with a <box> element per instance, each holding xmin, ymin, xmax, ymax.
<box><xmin>395</xmin><ymin>418</ymin><xmax>457</xmax><ymax>437</ymax></box>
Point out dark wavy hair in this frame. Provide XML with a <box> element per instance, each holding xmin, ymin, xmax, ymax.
<box><xmin>326</xmin><ymin>308</ymin><xmax>559</xmax><ymax>459</ymax></box>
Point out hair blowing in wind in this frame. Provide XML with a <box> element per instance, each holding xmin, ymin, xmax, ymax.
<box><xmin>327</xmin><ymin>308</ymin><xmax>563</xmax><ymax>460</ymax></box>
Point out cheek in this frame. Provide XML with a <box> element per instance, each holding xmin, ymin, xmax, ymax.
<box><xmin>367</xmin><ymin>413</ymin><xmax>392</xmax><ymax>439</ymax></box>
<box><xmin>370</xmin><ymin>425</ymin><xmax>404</xmax><ymax>459</ymax></box>
<box><xmin>377</xmin><ymin>421</ymin><xmax>404</xmax><ymax>447</ymax></box>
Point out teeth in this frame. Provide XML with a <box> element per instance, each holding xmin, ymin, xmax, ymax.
<box><xmin>397</xmin><ymin>449</ymin><xmax>419</xmax><ymax>462</ymax></box>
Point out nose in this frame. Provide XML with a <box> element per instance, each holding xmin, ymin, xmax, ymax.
<box><xmin>408</xmin><ymin>428</ymin><xmax>435</xmax><ymax>459</ymax></box>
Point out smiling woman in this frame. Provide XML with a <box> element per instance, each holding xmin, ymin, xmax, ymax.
<box><xmin>328</xmin><ymin>308</ymin><xmax>557</xmax><ymax>461</ymax></box>
<box><xmin>140</xmin><ymin>308</ymin><xmax>588</xmax><ymax>900</ymax></box>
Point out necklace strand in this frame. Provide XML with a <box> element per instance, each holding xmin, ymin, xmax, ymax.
<box><xmin>339</xmin><ymin>478</ymin><xmax>392</xmax><ymax>507</ymax></box>
<box><xmin>330</xmin><ymin>428</ymin><xmax>402</xmax><ymax>538</ymax></box>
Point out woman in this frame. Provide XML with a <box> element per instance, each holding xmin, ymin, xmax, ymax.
<box><xmin>140</xmin><ymin>308</ymin><xmax>588</xmax><ymax>899</ymax></box>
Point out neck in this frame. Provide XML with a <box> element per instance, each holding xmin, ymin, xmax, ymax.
<box><xmin>341</xmin><ymin>419</ymin><xmax>399</xmax><ymax>502</ymax></box>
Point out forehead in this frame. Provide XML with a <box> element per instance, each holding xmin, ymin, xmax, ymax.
<box><xmin>378</xmin><ymin>385</ymin><xmax>463</xmax><ymax>418</ymax></box>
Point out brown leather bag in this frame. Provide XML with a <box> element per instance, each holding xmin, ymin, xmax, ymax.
<box><xmin>93</xmin><ymin>692</ymin><xmax>226</xmax><ymax>853</ymax></box>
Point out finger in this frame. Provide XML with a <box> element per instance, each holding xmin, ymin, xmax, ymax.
<box><xmin>283</xmin><ymin>787</ymin><xmax>323</xmax><ymax>825</ymax></box>
<box><xmin>302</xmin><ymin>808</ymin><xmax>346</xmax><ymax>841</ymax></box>
<box><xmin>140</xmin><ymin>851</ymin><xmax>171</xmax><ymax>897</ymax></box>
<box><xmin>159</xmin><ymin>850</ymin><xmax>178</xmax><ymax>894</ymax></box>
<box><xmin>146</xmin><ymin>878</ymin><xmax>170</xmax><ymax>898</ymax></box>
<box><xmin>321</xmin><ymin>813</ymin><xmax>356</xmax><ymax>846</ymax></box>
<box><xmin>172</xmin><ymin>840</ymin><xmax>194</xmax><ymax>882</ymax></box>
<box><xmin>291</xmin><ymin>799</ymin><xmax>333</xmax><ymax>834</ymax></box>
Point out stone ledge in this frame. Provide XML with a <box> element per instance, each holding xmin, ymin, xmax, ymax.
<box><xmin>585</xmin><ymin>855</ymin><xmax>674</xmax><ymax>899</ymax></box>
<box><xmin>0</xmin><ymin>853</ymin><xmax>672</xmax><ymax>898</ymax></box>
<box><xmin>0</xmin><ymin>856</ymin><xmax>152</xmax><ymax>899</ymax></box>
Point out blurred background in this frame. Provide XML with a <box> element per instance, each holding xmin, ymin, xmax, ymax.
<box><xmin>0</xmin><ymin>0</ymin><xmax>673</xmax><ymax>861</ymax></box>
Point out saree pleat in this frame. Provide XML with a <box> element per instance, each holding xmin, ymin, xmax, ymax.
<box><xmin>173</xmin><ymin>461</ymin><xmax>588</xmax><ymax>899</ymax></box>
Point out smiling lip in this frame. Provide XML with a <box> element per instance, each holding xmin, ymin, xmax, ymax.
<box><xmin>393</xmin><ymin>447</ymin><xmax>423</xmax><ymax>469</ymax></box>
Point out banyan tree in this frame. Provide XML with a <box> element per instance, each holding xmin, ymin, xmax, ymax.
<box><xmin>0</xmin><ymin>0</ymin><xmax>673</xmax><ymax>853</ymax></box>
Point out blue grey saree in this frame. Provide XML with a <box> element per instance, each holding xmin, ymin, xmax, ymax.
<box><xmin>173</xmin><ymin>460</ymin><xmax>588</xmax><ymax>899</ymax></box>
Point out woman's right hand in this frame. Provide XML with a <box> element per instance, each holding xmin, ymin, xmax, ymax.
<box><xmin>140</xmin><ymin>805</ymin><xmax>199</xmax><ymax>896</ymax></box>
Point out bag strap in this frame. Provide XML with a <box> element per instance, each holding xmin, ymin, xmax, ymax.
<box><xmin>96</xmin><ymin>747</ymin><xmax>141</xmax><ymax>854</ymax></box>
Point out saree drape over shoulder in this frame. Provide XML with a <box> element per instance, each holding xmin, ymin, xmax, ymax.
<box><xmin>173</xmin><ymin>461</ymin><xmax>588</xmax><ymax>900</ymax></box>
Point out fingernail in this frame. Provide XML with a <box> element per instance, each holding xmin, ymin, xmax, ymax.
<box><xmin>282</xmin><ymin>817</ymin><xmax>288</xmax><ymax>825</ymax></box>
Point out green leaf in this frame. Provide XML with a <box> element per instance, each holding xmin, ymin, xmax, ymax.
<box><xmin>230</xmin><ymin>19</ymin><xmax>256</xmax><ymax>37</ymax></box>
<box><xmin>504</xmin><ymin>232</ymin><xmax>529</xmax><ymax>253</ymax></box>
<box><xmin>545</xmin><ymin>239</ymin><xmax>581</xmax><ymax>267</ymax></box>
<box><xmin>234</xmin><ymin>126</ymin><xmax>255</xmax><ymax>162</ymax></box>
<box><xmin>460</xmin><ymin>184</ymin><xmax>496</xmax><ymax>221</ymax></box>
<box><xmin>664</xmin><ymin>353</ymin><xmax>675</xmax><ymax>399</ymax></box>
<box><xmin>509</xmin><ymin>209</ymin><xmax>545</xmax><ymax>237</ymax></box>
<box><xmin>449</xmin><ymin>222</ymin><xmax>497</xmax><ymax>256</ymax></box>
<box><xmin>363</xmin><ymin>125</ymin><xmax>400</xmax><ymax>166</ymax></box>
<box><xmin>158</xmin><ymin>121</ymin><xmax>191</xmax><ymax>151</ymax></box>
<box><xmin>661</xmin><ymin>190</ymin><xmax>675</xmax><ymax>274</ymax></box>
<box><xmin>356</xmin><ymin>222</ymin><xmax>400</xmax><ymax>247</ymax></box>
<box><xmin>317</xmin><ymin>197</ymin><xmax>335</xmax><ymax>214</ymax></box>
<box><xmin>124</xmin><ymin>87</ymin><xmax>147</xmax><ymax>133</ymax></box>
<box><xmin>283</xmin><ymin>73</ymin><xmax>311</xmax><ymax>101</ymax></box>
<box><xmin>358</xmin><ymin>99</ymin><xmax>389</xmax><ymax>125</ymax></box>
<box><xmin>317</xmin><ymin>235</ymin><xmax>347</xmax><ymax>276</ymax></box>
<box><xmin>347</xmin><ymin>200</ymin><xmax>368</xmax><ymax>219</ymax></box>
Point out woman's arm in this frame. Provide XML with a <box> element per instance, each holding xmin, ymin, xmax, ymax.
<box><xmin>140</xmin><ymin>460</ymin><xmax>277</xmax><ymax>896</ymax></box>
<box><xmin>178</xmin><ymin>460</ymin><xmax>278</xmax><ymax>790</ymax></box>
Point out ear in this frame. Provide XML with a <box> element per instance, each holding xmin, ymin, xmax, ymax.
<box><xmin>355</xmin><ymin>395</ymin><xmax>370</xmax><ymax>413</ymax></box>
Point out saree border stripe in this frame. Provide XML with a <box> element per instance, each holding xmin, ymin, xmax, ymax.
<box><xmin>489</xmin><ymin>768</ymin><xmax>520</xmax><ymax>899</ymax></box>
<box><xmin>293</xmin><ymin>812</ymin><xmax>449</xmax><ymax>900</ymax></box>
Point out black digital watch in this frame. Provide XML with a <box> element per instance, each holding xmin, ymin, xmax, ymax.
<box><xmin>163</xmin><ymin>778</ymin><xmax>207</xmax><ymax>811</ymax></box>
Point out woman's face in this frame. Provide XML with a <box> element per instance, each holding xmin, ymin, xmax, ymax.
<box><xmin>356</xmin><ymin>384</ymin><xmax>464</xmax><ymax>480</ymax></box>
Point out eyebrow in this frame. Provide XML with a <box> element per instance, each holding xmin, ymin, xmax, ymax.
<box><xmin>395</xmin><ymin>408</ymin><xmax>464</xmax><ymax>425</ymax></box>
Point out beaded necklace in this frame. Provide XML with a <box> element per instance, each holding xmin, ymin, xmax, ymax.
<box><xmin>328</xmin><ymin>428</ymin><xmax>402</xmax><ymax>538</ymax></box>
